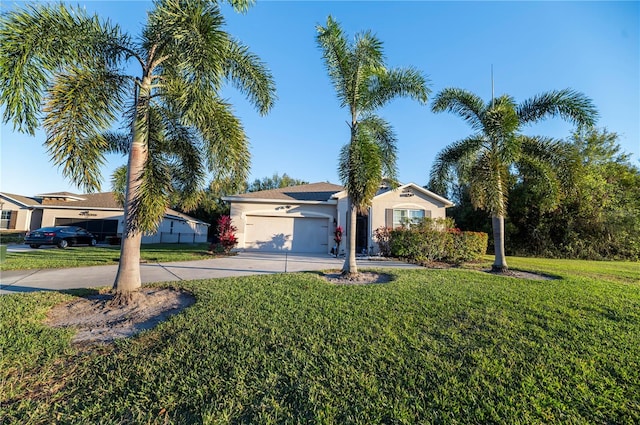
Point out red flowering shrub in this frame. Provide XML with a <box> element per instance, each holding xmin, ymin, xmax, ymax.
<box><xmin>333</xmin><ymin>226</ymin><xmax>343</xmax><ymax>257</ymax></box>
<box><xmin>213</xmin><ymin>215</ymin><xmax>238</xmax><ymax>253</ymax></box>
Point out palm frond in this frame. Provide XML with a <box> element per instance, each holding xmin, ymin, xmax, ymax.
<box><xmin>429</xmin><ymin>136</ymin><xmax>485</xmax><ymax>194</ymax></box>
<box><xmin>161</xmin><ymin>107</ymin><xmax>206</xmax><ymax>211</ymax></box>
<box><xmin>0</xmin><ymin>2</ymin><xmax>128</xmax><ymax>134</ymax></box>
<box><xmin>517</xmin><ymin>88</ymin><xmax>598</xmax><ymax>127</ymax></box>
<box><xmin>339</xmin><ymin>135</ymin><xmax>383</xmax><ymax>211</ymax></box>
<box><xmin>431</xmin><ymin>88</ymin><xmax>485</xmax><ymax>131</ymax></box>
<box><xmin>359</xmin><ymin>115</ymin><xmax>398</xmax><ymax>182</ymax></box>
<box><xmin>316</xmin><ymin>15</ymin><xmax>353</xmax><ymax>108</ymax></box>
<box><xmin>222</xmin><ymin>0</ymin><xmax>256</xmax><ymax>13</ymax></box>
<box><xmin>468</xmin><ymin>152</ymin><xmax>508</xmax><ymax>216</ymax></box>
<box><xmin>193</xmin><ymin>95</ymin><xmax>251</xmax><ymax>183</ymax></box>
<box><xmin>110</xmin><ymin>165</ymin><xmax>128</xmax><ymax>207</ymax></box>
<box><xmin>103</xmin><ymin>132</ymin><xmax>132</xmax><ymax>155</ymax></box>
<box><xmin>365</xmin><ymin>67</ymin><xmax>430</xmax><ymax>111</ymax></box>
<box><xmin>224</xmin><ymin>38</ymin><xmax>276</xmax><ymax>115</ymax></box>
<box><xmin>147</xmin><ymin>0</ymin><xmax>227</xmax><ymax>85</ymax></box>
<box><xmin>42</xmin><ymin>68</ymin><xmax>129</xmax><ymax>192</ymax></box>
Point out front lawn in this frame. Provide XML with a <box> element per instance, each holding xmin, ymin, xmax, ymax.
<box><xmin>1</xmin><ymin>259</ymin><xmax>638</xmax><ymax>423</ymax></box>
<box><xmin>0</xmin><ymin>243</ymin><xmax>212</xmax><ymax>271</ymax></box>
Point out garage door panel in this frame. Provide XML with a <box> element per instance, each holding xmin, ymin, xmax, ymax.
<box><xmin>245</xmin><ymin>216</ymin><xmax>328</xmax><ymax>253</ymax></box>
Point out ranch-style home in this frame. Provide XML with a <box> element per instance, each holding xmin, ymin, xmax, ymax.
<box><xmin>0</xmin><ymin>191</ymin><xmax>209</xmax><ymax>244</ymax></box>
<box><xmin>224</xmin><ymin>181</ymin><xmax>454</xmax><ymax>255</ymax></box>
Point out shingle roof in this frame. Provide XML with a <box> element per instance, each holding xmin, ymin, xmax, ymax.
<box><xmin>0</xmin><ymin>191</ymin><xmax>208</xmax><ymax>224</ymax></box>
<box><xmin>1</xmin><ymin>193</ymin><xmax>39</xmax><ymax>207</ymax></box>
<box><xmin>35</xmin><ymin>192</ymin><xmax>122</xmax><ymax>208</ymax></box>
<box><xmin>232</xmin><ymin>182</ymin><xmax>344</xmax><ymax>201</ymax></box>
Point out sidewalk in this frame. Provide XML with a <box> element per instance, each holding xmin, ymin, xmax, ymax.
<box><xmin>0</xmin><ymin>252</ymin><xmax>422</xmax><ymax>294</ymax></box>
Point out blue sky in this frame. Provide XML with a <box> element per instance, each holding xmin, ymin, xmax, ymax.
<box><xmin>1</xmin><ymin>0</ymin><xmax>638</xmax><ymax>196</ymax></box>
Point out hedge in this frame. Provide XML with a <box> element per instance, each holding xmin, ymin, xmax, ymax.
<box><xmin>376</xmin><ymin>218</ymin><xmax>488</xmax><ymax>264</ymax></box>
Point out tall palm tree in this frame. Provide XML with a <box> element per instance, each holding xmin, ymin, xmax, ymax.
<box><xmin>0</xmin><ymin>0</ymin><xmax>275</xmax><ymax>299</ymax></box>
<box><xmin>316</xmin><ymin>16</ymin><xmax>430</xmax><ymax>275</ymax></box>
<box><xmin>429</xmin><ymin>88</ymin><xmax>597</xmax><ymax>271</ymax></box>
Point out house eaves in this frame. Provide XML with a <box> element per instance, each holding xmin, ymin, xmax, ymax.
<box><xmin>0</xmin><ymin>193</ymin><xmax>38</xmax><ymax>208</ymax></box>
<box><xmin>374</xmin><ymin>183</ymin><xmax>454</xmax><ymax>207</ymax></box>
<box><xmin>165</xmin><ymin>209</ymin><xmax>211</xmax><ymax>226</ymax></box>
<box><xmin>222</xmin><ymin>196</ymin><xmax>338</xmax><ymax>206</ymax></box>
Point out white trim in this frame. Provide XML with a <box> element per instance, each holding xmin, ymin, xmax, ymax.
<box><xmin>35</xmin><ymin>194</ymin><xmax>87</xmax><ymax>201</ymax></box>
<box><xmin>223</xmin><ymin>196</ymin><xmax>337</xmax><ymax>205</ymax></box>
<box><xmin>242</xmin><ymin>209</ymin><xmax>335</xmax><ymax>220</ymax></box>
<box><xmin>374</xmin><ymin>183</ymin><xmax>454</xmax><ymax>206</ymax></box>
<box><xmin>0</xmin><ymin>194</ymin><xmax>34</xmax><ymax>208</ymax></box>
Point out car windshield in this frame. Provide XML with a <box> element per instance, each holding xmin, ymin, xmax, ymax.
<box><xmin>37</xmin><ymin>227</ymin><xmax>59</xmax><ymax>232</ymax></box>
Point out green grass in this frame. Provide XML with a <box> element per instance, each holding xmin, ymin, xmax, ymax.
<box><xmin>469</xmin><ymin>255</ymin><xmax>640</xmax><ymax>284</ymax></box>
<box><xmin>1</xmin><ymin>258</ymin><xmax>639</xmax><ymax>424</ymax></box>
<box><xmin>0</xmin><ymin>243</ymin><xmax>213</xmax><ymax>271</ymax></box>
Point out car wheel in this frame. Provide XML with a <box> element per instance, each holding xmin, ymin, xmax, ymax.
<box><xmin>89</xmin><ymin>238</ymin><xmax>97</xmax><ymax>247</ymax></box>
<box><xmin>57</xmin><ymin>239</ymin><xmax>69</xmax><ymax>249</ymax></box>
<box><xmin>29</xmin><ymin>244</ymin><xmax>40</xmax><ymax>249</ymax></box>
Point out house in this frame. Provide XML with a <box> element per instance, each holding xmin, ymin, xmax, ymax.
<box><xmin>223</xmin><ymin>182</ymin><xmax>453</xmax><ymax>255</ymax></box>
<box><xmin>0</xmin><ymin>191</ymin><xmax>209</xmax><ymax>244</ymax></box>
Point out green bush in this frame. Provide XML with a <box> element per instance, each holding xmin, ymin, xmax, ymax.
<box><xmin>448</xmin><ymin>230</ymin><xmax>488</xmax><ymax>263</ymax></box>
<box><xmin>386</xmin><ymin>218</ymin><xmax>488</xmax><ymax>264</ymax></box>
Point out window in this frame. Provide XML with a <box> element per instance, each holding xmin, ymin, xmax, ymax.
<box><xmin>0</xmin><ymin>210</ymin><xmax>11</xmax><ymax>229</ymax></box>
<box><xmin>392</xmin><ymin>209</ymin><xmax>425</xmax><ymax>228</ymax></box>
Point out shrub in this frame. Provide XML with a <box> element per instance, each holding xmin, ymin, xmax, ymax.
<box><xmin>373</xmin><ymin>227</ymin><xmax>392</xmax><ymax>256</ymax></box>
<box><xmin>387</xmin><ymin>218</ymin><xmax>488</xmax><ymax>264</ymax></box>
<box><xmin>447</xmin><ymin>230</ymin><xmax>488</xmax><ymax>263</ymax></box>
<box><xmin>211</xmin><ymin>215</ymin><xmax>238</xmax><ymax>253</ymax></box>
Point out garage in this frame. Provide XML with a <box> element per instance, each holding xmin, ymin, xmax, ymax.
<box><xmin>54</xmin><ymin>218</ymin><xmax>119</xmax><ymax>242</ymax></box>
<box><xmin>244</xmin><ymin>216</ymin><xmax>329</xmax><ymax>253</ymax></box>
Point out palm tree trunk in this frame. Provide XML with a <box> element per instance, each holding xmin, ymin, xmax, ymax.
<box><xmin>113</xmin><ymin>77</ymin><xmax>149</xmax><ymax>296</ymax></box>
<box><xmin>342</xmin><ymin>202</ymin><xmax>358</xmax><ymax>275</ymax></box>
<box><xmin>492</xmin><ymin>215</ymin><xmax>508</xmax><ymax>272</ymax></box>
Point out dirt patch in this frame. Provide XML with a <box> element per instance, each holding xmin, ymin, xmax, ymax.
<box><xmin>484</xmin><ymin>269</ymin><xmax>557</xmax><ymax>280</ymax></box>
<box><xmin>46</xmin><ymin>287</ymin><xmax>195</xmax><ymax>344</ymax></box>
<box><xmin>323</xmin><ymin>271</ymin><xmax>392</xmax><ymax>285</ymax></box>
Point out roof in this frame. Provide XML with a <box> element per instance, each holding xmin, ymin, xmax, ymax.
<box><xmin>223</xmin><ymin>181</ymin><xmax>454</xmax><ymax>207</ymax></box>
<box><xmin>1</xmin><ymin>193</ymin><xmax>39</xmax><ymax>207</ymax></box>
<box><xmin>375</xmin><ymin>183</ymin><xmax>455</xmax><ymax>207</ymax></box>
<box><xmin>224</xmin><ymin>182</ymin><xmax>345</xmax><ymax>202</ymax></box>
<box><xmin>0</xmin><ymin>191</ymin><xmax>209</xmax><ymax>225</ymax></box>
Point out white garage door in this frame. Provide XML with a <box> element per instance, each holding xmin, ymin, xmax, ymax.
<box><xmin>245</xmin><ymin>216</ymin><xmax>329</xmax><ymax>253</ymax></box>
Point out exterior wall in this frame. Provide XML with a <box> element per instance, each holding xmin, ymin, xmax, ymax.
<box><xmin>40</xmin><ymin>208</ymin><xmax>123</xmax><ymax>232</ymax></box>
<box><xmin>229</xmin><ymin>201</ymin><xmax>338</xmax><ymax>252</ymax></box>
<box><xmin>142</xmin><ymin>218</ymin><xmax>208</xmax><ymax>244</ymax></box>
<box><xmin>0</xmin><ymin>198</ymin><xmax>32</xmax><ymax>231</ymax></box>
<box><xmin>368</xmin><ymin>186</ymin><xmax>449</xmax><ymax>253</ymax></box>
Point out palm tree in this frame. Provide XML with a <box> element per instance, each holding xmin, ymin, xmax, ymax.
<box><xmin>429</xmin><ymin>88</ymin><xmax>597</xmax><ymax>271</ymax></box>
<box><xmin>316</xmin><ymin>16</ymin><xmax>430</xmax><ymax>275</ymax></box>
<box><xmin>0</xmin><ymin>0</ymin><xmax>275</xmax><ymax>299</ymax></box>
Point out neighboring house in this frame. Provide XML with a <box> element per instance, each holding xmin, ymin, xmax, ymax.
<box><xmin>0</xmin><ymin>191</ymin><xmax>209</xmax><ymax>244</ymax></box>
<box><xmin>223</xmin><ymin>182</ymin><xmax>453</xmax><ymax>255</ymax></box>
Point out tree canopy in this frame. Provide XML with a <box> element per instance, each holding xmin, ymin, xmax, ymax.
<box><xmin>0</xmin><ymin>0</ymin><xmax>276</xmax><ymax>295</ymax></box>
<box><xmin>316</xmin><ymin>15</ymin><xmax>430</xmax><ymax>274</ymax></box>
<box><xmin>429</xmin><ymin>88</ymin><xmax>597</xmax><ymax>271</ymax></box>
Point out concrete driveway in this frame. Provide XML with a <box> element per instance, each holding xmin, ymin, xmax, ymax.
<box><xmin>0</xmin><ymin>251</ymin><xmax>422</xmax><ymax>294</ymax></box>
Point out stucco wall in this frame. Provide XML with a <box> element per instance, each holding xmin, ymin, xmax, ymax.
<box><xmin>368</xmin><ymin>186</ymin><xmax>449</xmax><ymax>252</ymax></box>
<box><xmin>229</xmin><ymin>201</ymin><xmax>338</xmax><ymax>251</ymax></box>
<box><xmin>40</xmin><ymin>208</ymin><xmax>123</xmax><ymax>230</ymax></box>
<box><xmin>0</xmin><ymin>198</ymin><xmax>31</xmax><ymax>231</ymax></box>
<box><xmin>142</xmin><ymin>218</ymin><xmax>208</xmax><ymax>244</ymax></box>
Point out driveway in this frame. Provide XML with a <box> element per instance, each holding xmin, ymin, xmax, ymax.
<box><xmin>0</xmin><ymin>251</ymin><xmax>423</xmax><ymax>294</ymax></box>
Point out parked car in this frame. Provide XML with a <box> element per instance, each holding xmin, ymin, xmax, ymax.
<box><xmin>24</xmin><ymin>226</ymin><xmax>97</xmax><ymax>249</ymax></box>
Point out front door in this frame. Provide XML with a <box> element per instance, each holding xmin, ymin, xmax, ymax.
<box><xmin>356</xmin><ymin>213</ymin><xmax>369</xmax><ymax>255</ymax></box>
